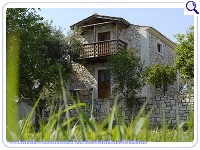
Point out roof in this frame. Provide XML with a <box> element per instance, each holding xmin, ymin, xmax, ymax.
<box><xmin>70</xmin><ymin>13</ymin><xmax>130</xmax><ymax>29</ymax></box>
<box><xmin>70</xmin><ymin>14</ymin><xmax>176</xmax><ymax>48</ymax></box>
<box><xmin>145</xmin><ymin>26</ymin><xmax>176</xmax><ymax>48</ymax></box>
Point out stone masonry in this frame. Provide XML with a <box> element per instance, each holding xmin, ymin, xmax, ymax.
<box><xmin>43</xmin><ymin>94</ymin><xmax>194</xmax><ymax>127</ymax></box>
<box><xmin>148</xmin><ymin>32</ymin><xmax>178</xmax><ymax>97</ymax></box>
<box><xmin>78</xmin><ymin>22</ymin><xmax>178</xmax><ymax>99</ymax></box>
<box><xmin>63</xmin><ymin>14</ymin><xmax>185</xmax><ymax>127</ymax></box>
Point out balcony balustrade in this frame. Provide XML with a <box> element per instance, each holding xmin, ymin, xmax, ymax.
<box><xmin>80</xmin><ymin>39</ymin><xmax>127</xmax><ymax>59</ymax></box>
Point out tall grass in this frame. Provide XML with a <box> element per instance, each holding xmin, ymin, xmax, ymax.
<box><xmin>12</xmin><ymin>87</ymin><xmax>194</xmax><ymax>142</ymax></box>
<box><xmin>6</xmin><ymin>30</ymin><xmax>20</xmax><ymax>141</ymax></box>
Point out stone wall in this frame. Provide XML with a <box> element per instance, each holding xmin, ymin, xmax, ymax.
<box><xmin>70</xmin><ymin>62</ymin><xmax>107</xmax><ymax>100</ymax></box>
<box><xmin>84</xmin><ymin>94</ymin><xmax>194</xmax><ymax>126</ymax></box>
<box><xmin>118</xmin><ymin>25</ymin><xmax>141</xmax><ymax>56</ymax></box>
<box><xmin>148</xmin><ymin>32</ymin><xmax>178</xmax><ymax>97</ymax></box>
<box><xmin>43</xmin><ymin>94</ymin><xmax>194</xmax><ymax>127</ymax></box>
<box><xmin>81</xmin><ymin>24</ymin><xmax>117</xmax><ymax>43</ymax></box>
<box><xmin>149</xmin><ymin>33</ymin><xmax>175</xmax><ymax>66</ymax></box>
<box><xmin>145</xmin><ymin>94</ymin><xmax>194</xmax><ymax>126</ymax></box>
<box><xmin>70</xmin><ymin>62</ymin><xmax>96</xmax><ymax>99</ymax></box>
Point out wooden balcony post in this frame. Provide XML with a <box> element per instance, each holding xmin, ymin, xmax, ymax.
<box><xmin>116</xmin><ymin>21</ymin><xmax>119</xmax><ymax>40</ymax></box>
<box><xmin>94</xmin><ymin>26</ymin><xmax>97</xmax><ymax>57</ymax></box>
<box><xmin>95</xmin><ymin>43</ymin><xmax>98</xmax><ymax>57</ymax></box>
<box><xmin>94</xmin><ymin>26</ymin><xmax>96</xmax><ymax>42</ymax></box>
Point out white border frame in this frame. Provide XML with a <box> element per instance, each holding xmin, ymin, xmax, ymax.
<box><xmin>1</xmin><ymin>1</ymin><xmax>198</xmax><ymax>149</ymax></box>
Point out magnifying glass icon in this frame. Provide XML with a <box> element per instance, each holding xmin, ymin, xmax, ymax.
<box><xmin>186</xmin><ymin>1</ymin><xmax>199</xmax><ymax>14</ymax></box>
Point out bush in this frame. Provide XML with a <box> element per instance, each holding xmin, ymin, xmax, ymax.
<box><xmin>107</xmin><ymin>49</ymin><xmax>145</xmax><ymax>108</ymax></box>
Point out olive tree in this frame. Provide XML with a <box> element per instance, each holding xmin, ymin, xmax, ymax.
<box><xmin>145</xmin><ymin>64</ymin><xmax>177</xmax><ymax>95</ymax></box>
<box><xmin>107</xmin><ymin>49</ymin><xmax>145</xmax><ymax>108</ymax></box>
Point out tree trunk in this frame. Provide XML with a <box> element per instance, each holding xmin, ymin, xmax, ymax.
<box><xmin>125</xmin><ymin>97</ymin><xmax>133</xmax><ymax>121</ymax></box>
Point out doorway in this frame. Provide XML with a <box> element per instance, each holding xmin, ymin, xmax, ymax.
<box><xmin>98</xmin><ymin>70</ymin><xmax>110</xmax><ymax>98</ymax></box>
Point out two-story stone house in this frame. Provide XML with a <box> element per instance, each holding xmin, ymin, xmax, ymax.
<box><xmin>69</xmin><ymin>13</ymin><xmax>178</xmax><ymax>100</ymax></box>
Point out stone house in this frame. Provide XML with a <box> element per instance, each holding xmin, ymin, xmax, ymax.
<box><xmin>69</xmin><ymin>13</ymin><xmax>179</xmax><ymax>100</ymax></box>
<box><xmin>18</xmin><ymin>14</ymin><xmax>192</xmax><ymax>126</ymax></box>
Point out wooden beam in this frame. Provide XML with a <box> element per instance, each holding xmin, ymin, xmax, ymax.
<box><xmin>81</xmin><ymin>21</ymin><xmax>114</xmax><ymax>28</ymax></box>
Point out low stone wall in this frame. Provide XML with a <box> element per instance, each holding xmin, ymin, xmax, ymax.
<box><xmin>145</xmin><ymin>94</ymin><xmax>194</xmax><ymax>126</ymax></box>
<box><xmin>43</xmin><ymin>94</ymin><xmax>194</xmax><ymax>127</ymax></box>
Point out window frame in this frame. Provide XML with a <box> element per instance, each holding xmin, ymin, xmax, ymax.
<box><xmin>156</xmin><ymin>40</ymin><xmax>163</xmax><ymax>56</ymax></box>
<box><xmin>96</xmin><ymin>28</ymin><xmax>111</xmax><ymax>42</ymax></box>
<box><xmin>98</xmin><ymin>31</ymin><xmax>111</xmax><ymax>42</ymax></box>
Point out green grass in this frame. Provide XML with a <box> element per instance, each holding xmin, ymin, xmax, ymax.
<box><xmin>7</xmin><ymin>90</ymin><xmax>194</xmax><ymax>142</ymax></box>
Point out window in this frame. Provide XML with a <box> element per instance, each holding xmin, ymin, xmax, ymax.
<box><xmin>157</xmin><ymin>43</ymin><xmax>162</xmax><ymax>54</ymax></box>
<box><xmin>98</xmin><ymin>31</ymin><xmax>110</xmax><ymax>41</ymax></box>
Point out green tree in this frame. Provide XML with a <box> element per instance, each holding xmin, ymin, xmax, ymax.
<box><xmin>174</xmin><ymin>26</ymin><xmax>194</xmax><ymax>93</ymax></box>
<box><xmin>145</xmin><ymin>64</ymin><xmax>177</xmax><ymax>95</ymax></box>
<box><xmin>65</xmin><ymin>27</ymin><xmax>83</xmax><ymax>62</ymax></box>
<box><xmin>6</xmin><ymin>8</ymin><xmax>72</xmax><ymax>130</ymax></box>
<box><xmin>107</xmin><ymin>49</ymin><xmax>145</xmax><ymax>109</ymax></box>
<box><xmin>174</xmin><ymin>26</ymin><xmax>194</xmax><ymax>80</ymax></box>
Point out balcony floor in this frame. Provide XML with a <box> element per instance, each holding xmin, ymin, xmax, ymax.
<box><xmin>79</xmin><ymin>55</ymin><xmax>111</xmax><ymax>64</ymax></box>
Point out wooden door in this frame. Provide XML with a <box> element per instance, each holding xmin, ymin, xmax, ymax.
<box><xmin>98</xmin><ymin>70</ymin><xmax>110</xmax><ymax>98</ymax></box>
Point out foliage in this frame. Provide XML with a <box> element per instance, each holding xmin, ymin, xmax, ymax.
<box><xmin>174</xmin><ymin>26</ymin><xmax>194</xmax><ymax>94</ymax></box>
<box><xmin>174</xmin><ymin>26</ymin><xmax>194</xmax><ymax>80</ymax></box>
<box><xmin>65</xmin><ymin>27</ymin><xmax>83</xmax><ymax>62</ymax></box>
<box><xmin>6</xmin><ymin>8</ymin><xmax>71</xmax><ymax>107</ymax></box>
<box><xmin>6</xmin><ymin>8</ymin><xmax>73</xmax><ymax>131</ymax></box>
<box><xmin>145</xmin><ymin>64</ymin><xmax>177</xmax><ymax>95</ymax></box>
<box><xmin>107</xmin><ymin>49</ymin><xmax>145</xmax><ymax>107</ymax></box>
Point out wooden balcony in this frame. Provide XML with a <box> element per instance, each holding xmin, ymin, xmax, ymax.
<box><xmin>80</xmin><ymin>40</ymin><xmax>127</xmax><ymax>62</ymax></box>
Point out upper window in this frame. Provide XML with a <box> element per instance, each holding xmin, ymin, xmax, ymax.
<box><xmin>156</xmin><ymin>41</ymin><xmax>163</xmax><ymax>55</ymax></box>
<box><xmin>98</xmin><ymin>31</ymin><xmax>110</xmax><ymax>42</ymax></box>
<box><xmin>157</xmin><ymin>43</ymin><xmax>162</xmax><ymax>53</ymax></box>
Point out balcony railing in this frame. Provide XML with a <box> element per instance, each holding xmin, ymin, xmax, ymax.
<box><xmin>80</xmin><ymin>40</ymin><xmax>127</xmax><ymax>58</ymax></box>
